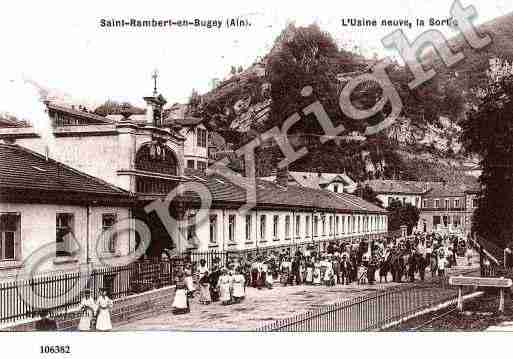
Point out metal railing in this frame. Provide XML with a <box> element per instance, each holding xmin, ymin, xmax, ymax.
<box><xmin>257</xmin><ymin>279</ymin><xmax>473</xmax><ymax>332</ymax></box>
<box><xmin>0</xmin><ymin>259</ymin><xmax>175</xmax><ymax>326</ymax></box>
<box><xmin>0</xmin><ymin>229</ymin><xmax>403</xmax><ymax>327</ymax></box>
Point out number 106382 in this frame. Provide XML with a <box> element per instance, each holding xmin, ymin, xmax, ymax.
<box><xmin>40</xmin><ymin>346</ymin><xmax>71</xmax><ymax>354</ymax></box>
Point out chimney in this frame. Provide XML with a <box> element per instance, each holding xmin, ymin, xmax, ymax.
<box><xmin>276</xmin><ymin>165</ymin><xmax>289</xmax><ymax>189</ymax></box>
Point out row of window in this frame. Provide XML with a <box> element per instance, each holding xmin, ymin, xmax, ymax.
<box><xmin>387</xmin><ymin>196</ymin><xmax>420</xmax><ymax>207</ymax></box>
<box><xmin>433</xmin><ymin>215</ymin><xmax>462</xmax><ymax>228</ymax></box>
<box><xmin>208</xmin><ymin>213</ymin><xmax>387</xmax><ymax>244</ymax></box>
<box><xmin>186</xmin><ymin>159</ymin><xmax>207</xmax><ymax>171</ymax></box>
<box><xmin>421</xmin><ymin>197</ymin><xmax>479</xmax><ymax>210</ymax></box>
<box><xmin>0</xmin><ymin>212</ymin><xmax>118</xmax><ymax>262</ymax></box>
<box><xmin>423</xmin><ymin>198</ymin><xmax>463</xmax><ymax>209</ymax></box>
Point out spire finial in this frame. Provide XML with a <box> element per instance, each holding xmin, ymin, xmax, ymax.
<box><xmin>152</xmin><ymin>68</ymin><xmax>159</xmax><ymax>96</ymax></box>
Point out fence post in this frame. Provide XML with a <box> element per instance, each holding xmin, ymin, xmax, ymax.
<box><xmin>457</xmin><ymin>286</ymin><xmax>463</xmax><ymax>312</ymax></box>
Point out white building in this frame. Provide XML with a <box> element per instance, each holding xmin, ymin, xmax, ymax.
<box><xmin>164</xmin><ymin>103</ymin><xmax>209</xmax><ymax>172</ymax></box>
<box><xmin>261</xmin><ymin>171</ymin><xmax>357</xmax><ymax>194</ymax></box>
<box><xmin>364</xmin><ymin>179</ymin><xmax>431</xmax><ymax>208</ymax></box>
<box><xmin>0</xmin><ymin>143</ymin><xmax>134</xmax><ymax>279</ymax></box>
<box><xmin>179</xmin><ymin>168</ymin><xmax>388</xmax><ymax>252</ymax></box>
<box><xmin>0</xmin><ymin>87</ymin><xmax>389</xmax><ymax>278</ymax></box>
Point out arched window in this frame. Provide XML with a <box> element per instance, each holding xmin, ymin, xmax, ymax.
<box><xmin>135</xmin><ymin>142</ymin><xmax>178</xmax><ymax>175</ymax></box>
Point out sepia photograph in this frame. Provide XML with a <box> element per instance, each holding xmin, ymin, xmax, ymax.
<box><xmin>1</xmin><ymin>0</ymin><xmax>513</xmax><ymax>356</ymax></box>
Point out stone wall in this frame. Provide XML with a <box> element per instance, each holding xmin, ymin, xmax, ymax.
<box><xmin>3</xmin><ymin>285</ymin><xmax>176</xmax><ymax>331</ymax></box>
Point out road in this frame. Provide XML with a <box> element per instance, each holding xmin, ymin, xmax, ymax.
<box><xmin>116</xmin><ymin>257</ymin><xmax>478</xmax><ymax>331</ymax></box>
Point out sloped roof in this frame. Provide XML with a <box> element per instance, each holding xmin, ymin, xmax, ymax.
<box><xmin>262</xmin><ymin>171</ymin><xmax>356</xmax><ymax>191</ymax></box>
<box><xmin>184</xmin><ymin>168</ymin><xmax>386</xmax><ymax>214</ymax></box>
<box><xmin>0</xmin><ymin>116</ymin><xmax>30</xmax><ymax>128</ymax></box>
<box><xmin>0</xmin><ymin>103</ymin><xmax>112</xmax><ymax>129</ymax></box>
<box><xmin>423</xmin><ymin>182</ymin><xmax>468</xmax><ymax>198</ymax></box>
<box><xmin>423</xmin><ymin>176</ymin><xmax>480</xmax><ymax>198</ymax></box>
<box><xmin>169</xmin><ymin>117</ymin><xmax>204</xmax><ymax>127</ymax></box>
<box><xmin>364</xmin><ymin>179</ymin><xmax>433</xmax><ymax>195</ymax></box>
<box><xmin>48</xmin><ymin>103</ymin><xmax>112</xmax><ymax>125</ymax></box>
<box><xmin>0</xmin><ymin>144</ymin><xmax>133</xmax><ymax>204</ymax></box>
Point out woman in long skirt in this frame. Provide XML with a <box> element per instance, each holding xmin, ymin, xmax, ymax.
<box><xmin>78</xmin><ymin>289</ymin><xmax>97</xmax><ymax>331</ymax></box>
<box><xmin>95</xmin><ymin>288</ymin><xmax>113</xmax><ymax>331</ymax></box>
<box><xmin>184</xmin><ymin>264</ymin><xmax>196</xmax><ymax>297</ymax></box>
<box><xmin>218</xmin><ymin>269</ymin><xmax>232</xmax><ymax>305</ymax></box>
<box><xmin>305</xmin><ymin>259</ymin><xmax>314</xmax><ymax>285</ymax></box>
<box><xmin>313</xmin><ymin>259</ymin><xmax>321</xmax><ymax>286</ymax></box>
<box><xmin>197</xmin><ymin>259</ymin><xmax>210</xmax><ymax>304</ymax></box>
<box><xmin>172</xmin><ymin>275</ymin><xmax>190</xmax><ymax>314</ymax></box>
<box><xmin>231</xmin><ymin>269</ymin><xmax>246</xmax><ymax>303</ymax></box>
<box><xmin>198</xmin><ymin>271</ymin><xmax>211</xmax><ymax>304</ymax></box>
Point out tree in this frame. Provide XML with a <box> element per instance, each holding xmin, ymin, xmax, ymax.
<box><xmin>94</xmin><ymin>100</ymin><xmax>144</xmax><ymax>116</ymax></box>
<box><xmin>266</xmin><ymin>24</ymin><xmax>355</xmax><ymax>134</ymax></box>
<box><xmin>387</xmin><ymin>198</ymin><xmax>420</xmax><ymax>234</ymax></box>
<box><xmin>354</xmin><ymin>184</ymin><xmax>383</xmax><ymax>207</ymax></box>
<box><xmin>460</xmin><ymin>57</ymin><xmax>513</xmax><ymax>247</ymax></box>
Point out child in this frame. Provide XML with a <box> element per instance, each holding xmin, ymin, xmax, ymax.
<box><xmin>78</xmin><ymin>289</ymin><xmax>97</xmax><ymax>331</ymax></box>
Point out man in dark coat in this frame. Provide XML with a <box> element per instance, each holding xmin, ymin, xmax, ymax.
<box><xmin>417</xmin><ymin>252</ymin><xmax>427</xmax><ymax>281</ymax></box>
<box><xmin>291</xmin><ymin>255</ymin><xmax>302</xmax><ymax>285</ymax></box>
<box><xmin>35</xmin><ymin>309</ymin><xmax>57</xmax><ymax>331</ymax></box>
<box><xmin>367</xmin><ymin>255</ymin><xmax>378</xmax><ymax>285</ymax></box>
<box><xmin>340</xmin><ymin>255</ymin><xmax>351</xmax><ymax>285</ymax></box>
<box><xmin>209</xmin><ymin>259</ymin><xmax>221</xmax><ymax>302</ymax></box>
<box><xmin>350</xmin><ymin>253</ymin><xmax>358</xmax><ymax>282</ymax></box>
<box><xmin>407</xmin><ymin>251</ymin><xmax>416</xmax><ymax>282</ymax></box>
<box><xmin>332</xmin><ymin>255</ymin><xmax>341</xmax><ymax>285</ymax></box>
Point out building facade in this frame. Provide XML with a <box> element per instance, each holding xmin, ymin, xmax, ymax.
<box><xmin>0</xmin><ymin>144</ymin><xmax>134</xmax><ymax>279</ymax></box>
<box><xmin>181</xmin><ymin>169</ymin><xmax>388</xmax><ymax>252</ymax></box>
<box><xmin>365</xmin><ymin>179</ymin><xmax>480</xmax><ymax>237</ymax></box>
<box><xmin>0</xmin><ymin>88</ymin><xmax>390</xmax><ymax>277</ymax></box>
<box><xmin>364</xmin><ymin>179</ymin><xmax>429</xmax><ymax>208</ymax></box>
<box><xmin>261</xmin><ymin>171</ymin><xmax>357</xmax><ymax>194</ymax></box>
<box><xmin>418</xmin><ymin>183</ymin><xmax>479</xmax><ymax>236</ymax></box>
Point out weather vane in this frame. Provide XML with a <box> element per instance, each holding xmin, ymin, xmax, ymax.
<box><xmin>152</xmin><ymin>69</ymin><xmax>159</xmax><ymax>96</ymax></box>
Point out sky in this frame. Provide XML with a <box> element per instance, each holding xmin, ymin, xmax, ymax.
<box><xmin>0</xmin><ymin>0</ymin><xmax>511</xmax><ymax>110</ymax></box>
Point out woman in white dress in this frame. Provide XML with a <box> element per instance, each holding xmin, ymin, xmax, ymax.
<box><xmin>172</xmin><ymin>274</ymin><xmax>190</xmax><ymax>314</ymax></box>
<box><xmin>218</xmin><ymin>269</ymin><xmax>232</xmax><ymax>305</ymax></box>
<box><xmin>313</xmin><ymin>259</ymin><xmax>322</xmax><ymax>285</ymax></box>
<box><xmin>323</xmin><ymin>256</ymin><xmax>334</xmax><ymax>286</ymax></box>
<box><xmin>231</xmin><ymin>269</ymin><xmax>246</xmax><ymax>303</ymax></box>
<box><xmin>95</xmin><ymin>288</ymin><xmax>113</xmax><ymax>331</ymax></box>
<box><xmin>305</xmin><ymin>258</ymin><xmax>314</xmax><ymax>284</ymax></box>
<box><xmin>77</xmin><ymin>289</ymin><xmax>97</xmax><ymax>331</ymax></box>
<box><xmin>184</xmin><ymin>264</ymin><xmax>196</xmax><ymax>296</ymax></box>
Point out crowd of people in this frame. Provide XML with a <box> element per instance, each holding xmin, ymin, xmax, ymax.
<box><xmin>171</xmin><ymin>232</ymin><xmax>474</xmax><ymax>314</ymax></box>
